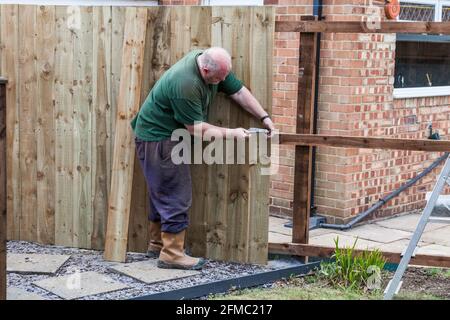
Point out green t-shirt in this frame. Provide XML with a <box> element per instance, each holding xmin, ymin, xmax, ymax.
<box><xmin>131</xmin><ymin>49</ymin><xmax>243</xmax><ymax>141</ymax></box>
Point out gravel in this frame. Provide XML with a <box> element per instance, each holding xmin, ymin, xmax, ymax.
<box><xmin>6</xmin><ymin>240</ymin><xmax>289</xmax><ymax>300</ymax></box>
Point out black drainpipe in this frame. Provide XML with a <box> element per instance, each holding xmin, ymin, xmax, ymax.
<box><xmin>310</xmin><ymin>0</ymin><xmax>322</xmax><ymax>218</ymax></box>
<box><xmin>320</xmin><ymin>152</ymin><xmax>449</xmax><ymax>230</ymax></box>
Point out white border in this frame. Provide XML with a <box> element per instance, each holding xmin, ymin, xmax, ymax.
<box><xmin>0</xmin><ymin>1</ymin><xmax>158</xmax><ymax>6</ymax></box>
<box><xmin>393</xmin><ymin>86</ymin><xmax>450</xmax><ymax>98</ymax></box>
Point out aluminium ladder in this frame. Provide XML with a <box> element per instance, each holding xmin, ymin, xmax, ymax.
<box><xmin>384</xmin><ymin>153</ymin><xmax>450</xmax><ymax>299</ymax></box>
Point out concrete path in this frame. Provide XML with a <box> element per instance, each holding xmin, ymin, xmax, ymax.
<box><xmin>269</xmin><ymin>214</ymin><xmax>450</xmax><ymax>256</ymax></box>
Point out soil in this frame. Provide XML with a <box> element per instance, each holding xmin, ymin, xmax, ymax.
<box><xmin>399</xmin><ymin>267</ymin><xmax>450</xmax><ymax>299</ymax></box>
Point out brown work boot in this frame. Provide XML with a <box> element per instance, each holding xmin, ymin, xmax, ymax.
<box><xmin>146</xmin><ymin>221</ymin><xmax>163</xmax><ymax>258</ymax></box>
<box><xmin>157</xmin><ymin>230</ymin><xmax>206</xmax><ymax>270</ymax></box>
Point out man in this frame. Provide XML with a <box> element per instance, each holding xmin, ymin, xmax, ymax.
<box><xmin>131</xmin><ymin>47</ymin><xmax>274</xmax><ymax>270</ymax></box>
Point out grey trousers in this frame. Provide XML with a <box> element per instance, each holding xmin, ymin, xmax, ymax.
<box><xmin>135</xmin><ymin>137</ymin><xmax>192</xmax><ymax>234</ymax></box>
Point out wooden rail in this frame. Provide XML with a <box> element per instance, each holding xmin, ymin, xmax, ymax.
<box><xmin>0</xmin><ymin>77</ymin><xmax>7</xmax><ymax>300</ymax></box>
<box><xmin>275</xmin><ymin>21</ymin><xmax>450</xmax><ymax>35</ymax></box>
<box><xmin>278</xmin><ymin>134</ymin><xmax>450</xmax><ymax>152</ymax></box>
<box><xmin>269</xmin><ymin>242</ymin><xmax>450</xmax><ymax>268</ymax></box>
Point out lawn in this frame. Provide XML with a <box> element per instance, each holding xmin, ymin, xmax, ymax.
<box><xmin>209</xmin><ymin>267</ymin><xmax>449</xmax><ymax>300</ymax></box>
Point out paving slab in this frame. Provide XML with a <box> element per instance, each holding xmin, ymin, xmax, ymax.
<box><xmin>417</xmin><ymin>244</ymin><xmax>450</xmax><ymax>256</ymax></box>
<box><xmin>269</xmin><ymin>217</ymin><xmax>292</xmax><ymax>236</ymax></box>
<box><xmin>7</xmin><ymin>254</ymin><xmax>71</xmax><ymax>274</ymax></box>
<box><xmin>269</xmin><ymin>232</ymin><xmax>292</xmax><ymax>244</ymax></box>
<box><xmin>375</xmin><ymin>214</ymin><xmax>448</xmax><ymax>233</ymax></box>
<box><xmin>372</xmin><ymin>239</ymin><xmax>432</xmax><ymax>253</ymax></box>
<box><xmin>341</xmin><ymin>224</ymin><xmax>412</xmax><ymax>243</ymax></box>
<box><xmin>32</xmin><ymin>271</ymin><xmax>129</xmax><ymax>300</ymax></box>
<box><xmin>110</xmin><ymin>259</ymin><xmax>200</xmax><ymax>284</ymax></box>
<box><xmin>309</xmin><ymin>228</ymin><xmax>338</xmax><ymax>238</ymax></box>
<box><xmin>7</xmin><ymin>287</ymin><xmax>46</xmax><ymax>300</ymax></box>
<box><xmin>420</xmin><ymin>225</ymin><xmax>450</xmax><ymax>246</ymax></box>
<box><xmin>310</xmin><ymin>233</ymin><xmax>381</xmax><ymax>250</ymax></box>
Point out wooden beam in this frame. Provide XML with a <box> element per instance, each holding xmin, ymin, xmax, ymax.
<box><xmin>0</xmin><ymin>78</ymin><xmax>7</xmax><ymax>300</ymax></box>
<box><xmin>104</xmin><ymin>8</ymin><xmax>147</xmax><ymax>262</ymax></box>
<box><xmin>292</xmin><ymin>31</ymin><xmax>318</xmax><ymax>245</ymax></box>
<box><xmin>278</xmin><ymin>134</ymin><xmax>450</xmax><ymax>152</ymax></box>
<box><xmin>275</xmin><ymin>21</ymin><xmax>450</xmax><ymax>35</ymax></box>
<box><xmin>269</xmin><ymin>242</ymin><xmax>450</xmax><ymax>268</ymax></box>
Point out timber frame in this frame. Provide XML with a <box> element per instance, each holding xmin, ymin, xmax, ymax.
<box><xmin>270</xmin><ymin>19</ymin><xmax>450</xmax><ymax>267</ymax></box>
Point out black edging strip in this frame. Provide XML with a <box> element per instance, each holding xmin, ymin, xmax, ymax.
<box><xmin>129</xmin><ymin>261</ymin><xmax>321</xmax><ymax>300</ymax></box>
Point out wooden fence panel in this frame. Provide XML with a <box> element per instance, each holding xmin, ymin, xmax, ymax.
<box><xmin>0</xmin><ymin>5</ymin><xmax>273</xmax><ymax>264</ymax></box>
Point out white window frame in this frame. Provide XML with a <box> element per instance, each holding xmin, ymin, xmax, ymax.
<box><xmin>442</xmin><ymin>1</ymin><xmax>450</xmax><ymax>20</ymax></box>
<box><xmin>0</xmin><ymin>0</ymin><xmax>158</xmax><ymax>6</ymax></box>
<box><xmin>397</xmin><ymin>0</ymin><xmax>441</xmax><ymax>21</ymax></box>
<box><xmin>201</xmin><ymin>0</ymin><xmax>263</xmax><ymax>5</ymax></box>
<box><xmin>394</xmin><ymin>0</ymin><xmax>450</xmax><ymax>99</ymax></box>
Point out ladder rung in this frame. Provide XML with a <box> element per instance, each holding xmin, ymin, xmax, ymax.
<box><xmin>429</xmin><ymin>216</ymin><xmax>450</xmax><ymax>224</ymax></box>
<box><xmin>401</xmin><ymin>247</ymin><xmax>417</xmax><ymax>257</ymax></box>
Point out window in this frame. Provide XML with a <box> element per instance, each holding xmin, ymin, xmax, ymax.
<box><xmin>394</xmin><ymin>1</ymin><xmax>450</xmax><ymax>98</ymax></box>
<box><xmin>201</xmin><ymin>0</ymin><xmax>263</xmax><ymax>5</ymax></box>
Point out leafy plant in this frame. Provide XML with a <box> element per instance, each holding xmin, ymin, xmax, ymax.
<box><xmin>318</xmin><ymin>237</ymin><xmax>386</xmax><ymax>293</ymax></box>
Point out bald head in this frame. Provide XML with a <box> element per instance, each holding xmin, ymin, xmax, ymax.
<box><xmin>197</xmin><ymin>47</ymin><xmax>232</xmax><ymax>84</ymax></box>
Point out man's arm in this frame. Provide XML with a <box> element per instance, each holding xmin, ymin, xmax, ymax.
<box><xmin>229</xmin><ymin>86</ymin><xmax>275</xmax><ymax>135</ymax></box>
<box><xmin>184</xmin><ymin>122</ymin><xmax>249</xmax><ymax>139</ymax></box>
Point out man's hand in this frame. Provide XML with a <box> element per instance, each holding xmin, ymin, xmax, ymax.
<box><xmin>230</xmin><ymin>128</ymin><xmax>250</xmax><ymax>139</ymax></box>
<box><xmin>262</xmin><ymin>117</ymin><xmax>276</xmax><ymax>137</ymax></box>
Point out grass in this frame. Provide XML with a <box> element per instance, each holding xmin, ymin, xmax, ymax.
<box><xmin>425</xmin><ymin>267</ymin><xmax>450</xmax><ymax>278</ymax></box>
<box><xmin>210</xmin><ymin>237</ymin><xmax>448</xmax><ymax>301</ymax></box>
<box><xmin>209</xmin><ymin>275</ymin><xmax>443</xmax><ymax>300</ymax></box>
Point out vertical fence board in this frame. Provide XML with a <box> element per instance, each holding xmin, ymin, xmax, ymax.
<box><xmin>183</xmin><ymin>5</ymin><xmax>212</xmax><ymax>259</ymax></box>
<box><xmin>18</xmin><ymin>5</ymin><xmax>38</xmax><ymax>242</ymax></box>
<box><xmin>91</xmin><ymin>6</ymin><xmax>111</xmax><ymax>250</ymax></box>
<box><xmin>247</xmin><ymin>6</ymin><xmax>273</xmax><ymax>264</ymax></box>
<box><xmin>104</xmin><ymin>7</ymin><xmax>148</xmax><ymax>262</ymax></box>
<box><xmin>1</xmin><ymin>5</ymin><xmax>20</xmax><ymax>240</ymax></box>
<box><xmin>55</xmin><ymin>6</ymin><xmax>75</xmax><ymax>246</ymax></box>
<box><xmin>36</xmin><ymin>5</ymin><xmax>56</xmax><ymax>244</ymax></box>
<box><xmin>128</xmin><ymin>7</ymin><xmax>171</xmax><ymax>253</ymax></box>
<box><xmin>71</xmin><ymin>7</ymin><xmax>93</xmax><ymax>249</ymax></box>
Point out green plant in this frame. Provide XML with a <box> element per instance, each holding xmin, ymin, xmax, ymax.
<box><xmin>318</xmin><ymin>237</ymin><xmax>386</xmax><ymax>292</ymax></box>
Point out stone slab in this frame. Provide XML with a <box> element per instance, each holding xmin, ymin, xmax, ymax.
<box><xmin>375</xmin><ymin>214</ymin><xmax>447</xmax><ymax>233</ymax></box>
<box><xmin>110</xmin><ymin>259</ymin><xmax>200</xmax><ymax>284</ymax></box>
<box><xmin>417</xmin><ymin>244</ymin><xmax>450</xmax><ymax>256</ymax></box>
<box><xmin>7</xmin><ymin>287</ymin><xmax>46</xmax><ymax>300</ymax></box>
<box><xmin>268</xmin><ymin>232</ymin><xmax>292</xmax><ymax>244</ymax></box>
<box><xmin>269</xmin><ymin>216</ymin><xmax>292</xmax><ymax>236</ymax></box>
<box><xmin>420</xmin><ymin>226</ymin><xmax>450</xmax><ymax>246</ymax></box>
<box><xmin>310</xmin><ymin>233</ymin><xmax>381</xmax><ymax>250</ymax></box>
<box><xmin>7</xmin><ymin>254</ymin><xmax>71</xmax><ymax>274</ymax></box>
<box><xmin>372</xmin><ymin>239</ymin><xmax>432</xmax><ymax>253</ymax></box>
<box><xmin>341</xmin><ymin>224</ymin><xmax>412</xmax><ymax>243</ymax></box>
<box><xmin>32</xmin><ymin>271</ymin><xmax>129</xmax><ymax>300</ymax></box>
